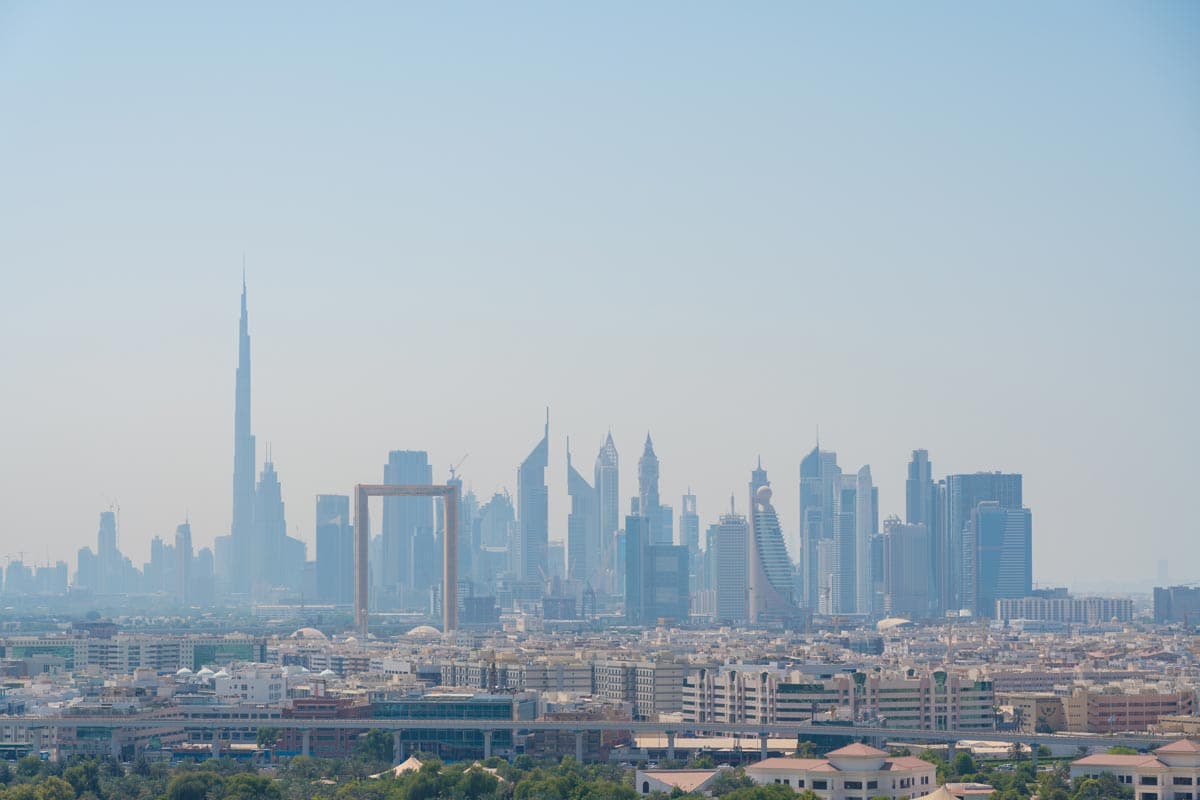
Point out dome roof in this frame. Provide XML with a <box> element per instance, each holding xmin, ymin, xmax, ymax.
<box><xmin>407</xmin><ymin>625</ymin><xmax>441</xmax><ymax>639</ymax></box>
<box><xmin>319</xmin><ymin>669</ymin><xmax>337</xmax><ymax>677</ymax></box>
<box><xmin>291</xmin><ymin>627</ymin><xmax>329</xmax><ymax>641</ymax></box>
<box><xmin>213</xmin><ymin>669</ymin><xmax>230</xmax><ymax>678</ymax></box>
<box><xmin>196</xmin><ymin>667</ymin><xmax>215</xmax><ymax>677</ymax></box>
<box><xmin>175</xmin><ymin>667</ymin><xmax>194</xmax><ymax>677</ymax></box>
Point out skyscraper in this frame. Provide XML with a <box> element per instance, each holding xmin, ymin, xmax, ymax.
<box><xmin>906</xmin><ymin>450</ymin><xmax>933</xmax><ymax>526</ymax></box>
<box><xmin>882</xmin><ymin>517</ymin><xmax>932</xmax><ymax>619</ymax></box>
<box><xmin>253</xmin><ymin>458</ymin><xmax>303</xmax><ymax>592</ymax></box>
<box><xmin>799</xmin><ymin>444</ymin><xmax>840</xmax><ymax>610</ymax></box>
<box><xmin>594</xmin><ymin>433</ymin><xmax>620</xmax><ymax>593</ymax></box>
<box><xmin>855</xmin><ymin>465</ymin><xmax>875</xmax><ymax>615</ymax></box>
<box><xmin>715</xmin><ymin>498</ymin><xmax>749</xmax><ymax>624</ymax></box>
<box><xmin>230</xmin><ymin>275</ymin><xmax>256</xmax><ymax>596</ymax></box>
<box><xmin>945</xmin><ymin>472</ymin><xmax>1023</xmax><ymax>613</ymax></box>
<box><xmin>381</xmin><ymin>450</ymin><xmax>434</xmax><ymax>605</ymax></box>
<box><xmin>516</xmin><ymin>413</ymin><xmax>549</xmax><ymax>583</ymax></box>
<box><xmin>967</xmin><ymin>502</ymin><xmax>1032</xmax><ymax>616</ymax></box>
<box><xmin>174</xmin><ymin>521</ymin><xmax>192</xmax><ymax>604</ymax></box>
<box><xmin>831</xmin><ymin>474</ymin><xmax>857</xmax><ymax>615</ymax></box>
<box><xmin>315</xmin><ymin>494</ymin><xmax>353</xmax><ymax>605</ymax></box>
<box><xmin>748</xmin><ymin>461</ymin><xmax>798</xmax><ymax>624</ymax></box>
<box><xmin>638</xmin><ymin>433</ymin><xmax>663</xmax><ymax>543</ymax></box>
<box><xmin>624</xmin><ymin>514</ymin><xmax>689</xmax><ymax>625</ymax></box>
<box><xmin>680</xmin><ymin>490</ymin><xmax>700</xmax><ymax>582</ymax></box>
<box><xmin>566</xmin><ymin>439</ymin><xmax>599</xmax><ymax>584</ymax></box>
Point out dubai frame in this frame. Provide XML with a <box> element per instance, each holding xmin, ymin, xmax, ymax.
<box><xmin>354</xmin><ymin>483</ymin><xmax>460</xmax><ymax>635</ymax></box>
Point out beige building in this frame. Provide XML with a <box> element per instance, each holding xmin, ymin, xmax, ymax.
<box><xmin>1002</xmin><ymin>692</ymin><xmax>1066</xmax><ymax>733</ymax></box>
<box><xmin>1065</xmin><ymin>687</ymin><xmax>1194</xmax><ymax>733</ymax></box>
<box><xmin>745</xmin><ymin>743</ymin><xmax>937</xmax><ymax>799</ymax></box>
<box><xmin>1071</xmin><ymin>738</ymin><xmax>1200</xmax><ymax>800</ymax></box>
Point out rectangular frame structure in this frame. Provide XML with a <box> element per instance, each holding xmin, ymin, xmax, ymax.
<box><xmin>354</xmin><ymin>483</ymin><xmax>459</xmax><ymax>635</ymax></box>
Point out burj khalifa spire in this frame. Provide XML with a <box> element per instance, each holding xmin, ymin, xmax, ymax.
<box><xmin>230</xmin><ymin>271</ymin><xmax>257</xmax><ymax>594</ymax></box>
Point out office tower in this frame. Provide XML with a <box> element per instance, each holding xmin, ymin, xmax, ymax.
<box><xmin>174</xmin><ymin>521</ymin><xmax>192</xmax><ymax>604</ymax></box>
<box><xmin>905</xmin><ymin>450</ymin><xmax>933</xmax><ymax>526</ymax></box>
<box><xmin>252</xmin><ymin>458</ymin><xmax>288</xmax><ymax>590</ymax></box>
<box><xmin>547</xmin><ymin>541</ymin><xmax>566</xmax><ymax>580</ymax></box>
<box><xmin>478</xmin><ymin>491</ymin><xmax>515</xmax><ymax>549</ymax></box>
<box><xmin>883</xmin><ymin>518</ymin><xmax>932</xmax><ymax>619</ymax></box>
<box><xmin>680</xmin><ymin>491</ymin><xmax>699</xmax><ymax>555</ymax></box>
<box><xmin>703</xmin><ymin>523</ymin><xmax>719</xmax><ymax>592</ymax></box>
<box><xmin>229</xmin><ymin>275</ymin><xmax>257</xmax><ymax>596</ymax></box>
<box><xmin>967</xmin><ymin>502</ymin><xmax>1032</xmax><ymax>616</ymax></box>
<box><xmin>831</xmin><ymin>474</ymin><xmax>857</xmax><ymax>614</ymax></box>
<box><xmin>516</xmin><ymin>414</ymin><xmax>549</xmax><ymax>583</ymax></box>
<box><xmin>748</xmin><ymin>460</ymin><xmax>798</xmax><ymax>624</ymax></box>
<box><xmin>97</xmin><ymin>510</ymin><xmax>119</xmax><ymax>594</ymax></box>
<box><xmin>855</xmin><ymin>466</ymin><xmax>875</xmax><ymax>615</ymax></box>
<box><xmin>638</xmin><ymin>434</ymin><xmax>663</xmax><ymax>543</ymax></box>
<box><xmin>316</xmin><ymin>494</ymin><xmax>353</xmax><ymax>604</ymax></box>
<box><xmin>659</xmin><ymin>505</ymin><xmax>674</xmax><ymax>546</ymax></box>
<box><xmin>715</xmin><ymin>499</ymin><xmax>749</xmax><ymax>623</ymax></box>
<box><xmin>594</xmin><ymin>433</ymin><xmax>620</xmax><ymax>592</ymax></box>
<box><xmin>945</xmin><ymin>473</ymin><xmax>1022</xmax><ymax>613</ymax></box>
<box><xmin>799</xmin><ymin>444</ymin><xmax>840</xmax><ymax>610</ymax></box>
<box><xmin>193</xmin><ymin>547</ymin><xmax>215</xmax><ymax>604</ymax></box>
<box><xmin>382</xmin><ymin>450</ymin><xmax>434</xmax><ymax>604</ymax></box>
<box><xmin>566</xmin><ymin>441</ymin><xmax>599</xmax><ymax>584</ymax></box>
<box><xmin>624</xmin><ymin>514</ymin><xmax>689</xmax><ymax>624</ymax></box>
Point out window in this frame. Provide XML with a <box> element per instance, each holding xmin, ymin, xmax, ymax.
<box><xmin>812</xmin><ymin>780</ymin><xmax>828</xmax><ymax>790</ymax></box>
<box><xmin>642</xmin><ymin>781</ymin><xmax>649</xmax><ymax>794</ymax></box>
<box><xmin>1144</xmin><ymin>777</ymin><xmax>1160</xmax><ymax>786</ymax></box>
<box><xmin>868</xmin><ymin>780</ymin><xmax>878</xmax><ymax>789</ymax></box>
<box><xmin>845</xmin><ymin>781</ymin><xmax>863</xmax><ymax>789</ymax></box>
<box><xmin>1173</xmin><ymin>792</ymin><xmax>1193</xmax><ymax>800</ymax></box>
<box><xmin>1176</xmin><ymin>779</ymin><xmax>1195</xmax><ymax>786</ymax></box>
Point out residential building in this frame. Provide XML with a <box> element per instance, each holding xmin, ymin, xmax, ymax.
<box><xmin>1071</xmin><ymin>738</ymin><xmax>1200</xmax><ymax>800</ymax></box>
<box><xmin>746</xmin><ymin>744</ymin><xmax>937</xmax><ymax>799</ymax></box>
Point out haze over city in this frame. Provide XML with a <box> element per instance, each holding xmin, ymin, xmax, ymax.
<box><xmin>2</xmin><ymin>2</ymin><xmax>1197</xmax><ymax>591</ymax></box>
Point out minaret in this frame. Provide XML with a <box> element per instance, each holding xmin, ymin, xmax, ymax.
<box><xmin>230</xmin><ymin>273</ymin><xmax>256</xmax><ymax>594</ymax></box>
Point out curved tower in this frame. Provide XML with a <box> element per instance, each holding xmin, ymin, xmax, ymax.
<box><xmin>749</xmin><ymin>463</ymin><xmax>800</xmax><ymax>624</ymax></box>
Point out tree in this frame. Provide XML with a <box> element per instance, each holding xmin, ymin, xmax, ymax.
<box><xmin>166</xmin><ymin>771</ymin><xmax>224</xmax><ymax>800</ymax></box>
<box><xmin>453</xmin><ymin>768</ymin><xmax>498</xmax><ymax>800</ymax></box>
<box><xmin>951</xmin><ymin>751</ymin><xmax>977</xmax><ymax>777</ymax></box>
<box><xmin>1105</xmin><ymin>746</ymin><xmax>1138</xmax><ymax>755</ymax></box>
<box><xmin>795</xmin><ymin>740</ymin><xmax>817</xmax><ymax>758</ymax></box>
<box><xmin>223</xmin><ymin>773</ymin><xmax>282</xmax><ymax>800</ymax></box>
<box><xmin>256</xmin><ymin>728</ymin><xmax>280</xmax><ymax>750</ymax></box>
<box><xmin>355</xmin><ymin>730</ymin><xmax>394</xmax><ymax>765</ymax></box>
<box><xmin>35</xmin><ymin>777</ymin><xmax>75</xmax><ymax>800</ymax></box>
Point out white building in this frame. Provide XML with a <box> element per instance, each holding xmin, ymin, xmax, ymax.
<box><xmin>1070</xmin><ymin>738</ymin><xmax>1200</xmax><ymax>800</ymax></box>
<box><xmin>214</xmin><ymin>665</ymin><xmax>284</xmax><ymax>704</ymax></box>
<box><xmin>746</xmin><ymin>743</ymin><xmax>937</xmax><ymax>799</ymax></box>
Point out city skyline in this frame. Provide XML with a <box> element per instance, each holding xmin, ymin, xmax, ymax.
<box><xmin>1</xmin><ymin>4</ymin><xmax>1196</xmax><ymax>590</ymax></box>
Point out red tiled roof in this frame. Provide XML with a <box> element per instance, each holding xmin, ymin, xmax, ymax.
<box><xmin>1073</xmin><ymin>754</ymin><xmax>1162</xmax><ymax>768</ymax></box>
<box><xmin>828</xmin><ymin>742</ymin><xmax>889</xmax><ymax>757</ymax></box>
<box><xmin>1156</xmin><ymin>739</ymin><xmax>1200</xmax><ymax>754</ymax></box>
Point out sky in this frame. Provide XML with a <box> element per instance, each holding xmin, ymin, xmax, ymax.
<box><xmin>0</xmin><ymin>2</ymin><xmax>1197</xmax><ymax>591</ymax></box>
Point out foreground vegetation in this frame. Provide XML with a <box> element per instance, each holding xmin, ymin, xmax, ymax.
<box><xmin>0</xmin><ymin>740</ymin><xmax>1135</xmax><ymax>800</ymax></box>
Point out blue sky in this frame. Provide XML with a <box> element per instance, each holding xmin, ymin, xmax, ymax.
<box><xmin>1</xmin><ymin>2</ymin><xmax>1196</xmax><ymax>589</ymax></box>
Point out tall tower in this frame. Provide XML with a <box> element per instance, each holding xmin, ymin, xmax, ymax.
<box><xmin>381</xmin><ymin>450</ymin><xmax>434</xmax><ymax>605</ymax></box>
<box><xmin>516</xmin><ymin>413</ymin><xmax>549</xmax><ymax>583</ymax></box>
<box><xmin>680</xmin><ymin>490</ymin><xmax>699</xmax><ymax>556</ymax></box>
<box><xmin>174</xmin><ymin>521</ymin><xmax>193</xmax><ymax>604</ymax></box>
<box><xmin>945</xmin><ymin>472</ymin><xmax>1023</xmax><ymax>613</ymax></box>
<box><xmin>230</xmin><ymin>275</ymin><xmax>257</xmax><ymax>595</ymax></box>
<box><xmin>748</xmin><ymin>461</ymin><xmax>798</xmax><ymax>624</ymax></box>
<box><xmin>253</xmin><ymin>458</ymin><xmax>288</xmax><ymax>591</ymax></box>
<box><xmin>855</xmin><ymin>465</ymin><xmax>875</xmax><ymax>615</ymax></box>
<box><xmin>799</xmin><ymin>444</ymin><xmax>840</xmax><ymax>610</ymax></box>
<box><xmin>567</xmin><ymin>439</ymin><xmax>599</xmax><ymax>584</ymax></box>
<box><xmin>906</xmin><ymin>450</ymin><xmax>933</xmax><ymax>526</ymax></box>
<box><xmin>715</xmin><ymin>498</ymin><xmax>749</xmax><ymax>624</ymax></box>
<box><xmin>594</xmin><ymin>433</ymin><xmax>620</xmax><ymax>593</ymax></box>
<box><xmin>638</xmin><ymin>433</ymin><xmax>662</xmax><ymax>543</ymax></box>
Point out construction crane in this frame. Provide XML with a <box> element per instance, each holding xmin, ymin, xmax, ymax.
<box><xmin>448</xmin><ymin>453</ymin><xmax>470</xmax><ymax>482</ymax></box>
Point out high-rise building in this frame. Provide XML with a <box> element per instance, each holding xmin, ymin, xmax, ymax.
<box><xmin>624</xmin><ymin>514</ymin><xmax>689</xmax><ymax>625</ymax></box>
<box><xmin>566</xmin><ymin>440</ymin><xmax>599</xmax><ymax>584</ymax></box>
<box><xmin>946</xmin><ymin>473</ymin><xmax>1023</xmax><ymax>613</ymax></box>
<box><xmin>855</xmin><ymin>466</ymin><xmax>875</xmax><ymax>615</ymax></box>
<box><xmin>747</xmin><ymin>461</ymin><xmax>798</xmax><ymax>624</ymax></box>
<box><xmin>716</xmin><ymin>499</ymin><xmax>749</xmax><ymax>623</ymax></box>
<box><xmin>967</xmin><ymin>502</ymin><xmax>1032</xmax><ymax>616</ymax></box>
<box><xmin>229</xmin><ymin>275</ymin><xmax>256</xmax><ymax>596</ymax></box>
<box><xmin>680</xmin><ymin>491</ymin><xmax>699</xmax><ymax>555</ymax></box>
<box><xmin>594</xmin><ymin>433</ymin><xmax>620</xmax><ymax>594</ymax></box>
<box><xmin>516</xmin><ymin>414</ymin><xmax>549</xmax><ymax>583</ymax></box>
<box><xmin>315</xmin><ymin>494</ymin><xmax>353</xmax><ymax>605</ymax></box>
<box><xmin>252</xmin><ymin>458</ymin><xmax>289</xmax><ymax>591</ymax></box>
<box><xmin>381</xmin><ymin>450</ymin><xmax>433</xmax><ymax>605</ymax></box>
<box><xmin>174</xmin><ymin>521</ymin><xmax>192</xmax><ymax>604</ymax></box>
<box><xmin>905</xmin><ymin>450</ymin><xmax>933</xmax><ymax>526</ymax></box>
<box><xmin>831</xmin><ymin>474</ymin><xmax>857</xmax><ymax>615</ymax></box>
<box><xmin>799</xmin><ymin>445</ymin><xmax>840</xmax><ymax>610</ymax></box>
<box><xmin>638</xmin><ymin>434</ymin><xmax>663</xmax><ymax>543</ymax></box>
<box><xmin>882</xmin><ymin>518</ymin><xmax>932</xmax><ymax>619</ymax></box>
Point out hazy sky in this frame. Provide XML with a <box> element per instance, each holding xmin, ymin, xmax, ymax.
<box><xmin>1</xmin><ymin>3</ymin><xmax>1196</xmax><ymax>590</ymax></box>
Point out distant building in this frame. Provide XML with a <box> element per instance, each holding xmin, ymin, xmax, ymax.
<box><xmin>966</xmin><ymin>502</ymin><xmax>1032</xmax><ymax>616</ymax></box>
<box><xmin>567</xmin><ymin>442</ymin><xmax>599</xmax><ymax>585</ymax></box>
<box><xmin>382</xmin><ymin>450</ymin><xmax>434</xmax><ymax>606</ymax></box>
<box><xmin>638</xmin><ymin>434</ymin><xmax>664</xmax><ymax>544</ymax></box>
<box><xmin>996</xmin><ymin>595</ymin><xmax>1133</xmax><ymax>624</ymax></box>
<box><xmin>799</xmin><ymin>445</ymin><xmax>840</xmax><ymax>610</ymax></box>
<box><xmin>624</xmin><ymin>515</ymin><xmax>689</xmax><ymax>625</ymax></box>
<box><xmin>594</xmin><ymin>433</ymin><xmax>620</xmax><ymax>594</ymax></box>
<box><xmin>315</xmin><ymin>494</ymin><xmax>353</xmax><ymax>605</ymax></box>
<box><xmin>883</xmin><ymin>519</ymin><xmax>932</xmax><ymax>620</ymax></box>
<box><xmin>1154</xmin><ymin>585</ymin><xmax>1200</xmax><ymax>625</ymax></box>
<box><xmin>515</xmin><ymin>415</ymin><xmax>549</xmax><ymax>584</ymax></box>
<box><xmin>945</xmin><ymin>472</ymin><xmax>1022</xmax><ymax>613</ymax></box>
<box><xmin>748</xmin><ymin>461</ymin><xmax>800</xmax><ymax>625</ymax></box>
<box><xmin>1064</xmin><ymin>687</ymin><xmax>1194</xmax><ymax>733</ymax></box>
<box><xmin>715</xmin><ymin>502</ymin><xmax>749</xmax><ymax>624</ymax></box>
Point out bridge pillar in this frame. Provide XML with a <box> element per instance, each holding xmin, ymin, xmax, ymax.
<box><xmin>302</xmin><ymin>729</ymin><xmax>311</xmax><ymax>758</ymax></box>
<box><xmin>946</xmin><ymin>741</ymin><xmax>955</xmax><ymax>762</ymax></box>
<box><xmin>483</xmin><ymin>730</ymin><xmax>493</xmax><ymax>760</ymax></box>
<box><xmin>575</xmin><ymin>731</ymin><xmax>585</xmax><ymax>763</ymax></box>
<box><xmin>1031</xmin><ymin>740</ymin><xmax>1038</xmax><ymax>769</ymax></box>
<box><xmin>759</xmin><ymin>732</ymin><xmax>769</xmax><ymax>761</ymax></box>
<box><xmin>211</xmin><ymin>730</ymin><xmax>220</xmax><ymax>759</ymax></box>
<box><xmin>110</xmin><ymin>733</ymin><xmax>122</xmax><ymax>759</ymax></box>
<box><xmin>667</xmin><ymin>732</ymin><xmax>676</xmax><ymax>762</ymax></box>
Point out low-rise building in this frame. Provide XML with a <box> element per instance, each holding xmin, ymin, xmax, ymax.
<box><xmin>745</xmin><ymin>743</ymin><xmax>937</xmax><ymax>799</ymax></box>
<box><xmin>1071</xmin><ymin>738</ymin><xmax>1200</xmax><ymax>800</ymax></box>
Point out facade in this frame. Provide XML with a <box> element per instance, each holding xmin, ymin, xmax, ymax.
<box><xmin>381</xmin><ymin>450</ymin><xmax>434</xmax><ymax>605</ymax></box>
<box><xmin>516</xmin><ymin>417</ymin><xmax>549</xmax><ymax>584</ymax></box>
<box><xmin>638</xmin><ymin>434</ymin><xmax>664</xmax><ymax>544</ymax></box>
<box><xmin>995</xmin><ymin>595</ymin><xmax>1133</xmax><ymax>623</ymax></box>
<box><xmin>883</xmin><ymin>519</ymin><xmax>932</xmax><ymax>620</ymax></box>
<box><xmin>625</xmin><ymin>515</ymin><xmax>689</xmax><ymax>625</ymax></box>
<box><xmin>567</xmin><ymin>443</ymin><xmax>599</xmax><ymax>585</ymax></box>
<box><xmin>0</xmin><ymin>635</ymin><xmax>265</xmax><ymax>673</ymax></box>
<box><xmin>1071</xmin><ymin>738</ymin><xmax>1200</xmax><ymax>800</ymax></box>
<box><xmin>831</xmin><ymin>474</ymin><xmax>858</xmax><ymax>615</ymax></box>
<box><xmin>315</xmin><ymin>494</ymin><xmax>353</xmax><ymax>605</ymax></box>
<box><xmin>372</xmin><ymin>690</ymin><xmax>537</xmax><ymax>761</ymax></box>
<box><xmin>945</xmin><ymin>472</ymin><xmax>1022</xmax><ymax>614</ymax></box>
<box><xmin>855</xmin><ymin>466</ymin><xmax>875</xmax><ymax>615</ymax></box>
<box><xmin>800</xmin><ymin>445</ymin><xmax>841</xmax><ymax>610</ymax></box>
<box><xmin>594</xmin><ymin>433</ymin><xmax>620</xmax><ymax>594</ymax></box>
<box><xmin>746</xmin><ymin>744</ymin><xmax>937</xmax><ymax>800</ymax></box>
<box><xmin>748</xmin><ymin>464</ymin><xmax>799</xmax><ymax>625</ymax></box>
<box><xmin>1154</xmin><ymin>586</ymin><xmax>1200</xmax><ymax>625</ymax></box>
<box><xmin>966</xmin><ymin>503</ymin><xmax>1032</xmax><ymax>616</ymax></box>
<box><xmin>1064</xmin><ymin>687</ymin><xmax>1195</xmax><ymax>732</ymax></box>
<box><xmin>715</xmin><ymin>504</ymin><xmax>749</xmax><ymax>623</ymax></box>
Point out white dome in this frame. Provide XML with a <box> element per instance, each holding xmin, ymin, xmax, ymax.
<box><xmin>407</xmin><ymin>625</ymin><xmax>441</xmax><ymax>639</ymax></box>
<box><xmin>213</xmin><ymin>670</ymin><xmax>230</xmax><ymax>679</ymax></box>
<box><xmin>319</xmin><ymin>669</ymin><xmax>337</xmax><ymax>677</ymax></box>
<box><xmin>196</xmin><ymin>667</ymin><xmax>215</xmax><ymax>677</ymax></box>
<box><xmin>291</xmin><ymin>627</ymin><xmax>329</xmax><ymax>641</ymax></box>
<box><xmin>175</xmin><ymin>667</ymin><xmax>194</xmax><ymax>677</ymax></box>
